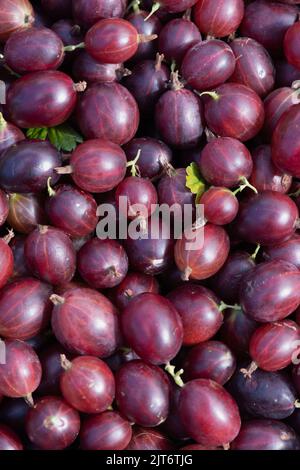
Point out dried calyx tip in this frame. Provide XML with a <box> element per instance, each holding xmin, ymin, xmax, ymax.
<box><xmin>3</xmin><ymin>228</ymin><xmax>14</xmax><ymax>244</ymax></box>
<box><xmin>50</xmin><ymin>294</ymin><xmax>65</xmax><ymax>305</ymax></box>
<box><xmin>240</xmin><ymin>361</ymin><xmax>258</xmax><ymax>379</ymax></box>
<box><xmin>60</xmin><ymin>354</ymin><xmax>72</xmax><ymax>370</ymax></box>
<box><xmin>155</xmin><ymin>53</ymin><xmax>164</xmax><ymax>71</ymax></box>
<box><xmin>55</xmin><ymin>165</ymin><xmax>73</xmax><ymax>175</ymax></box>
<box><xmin>74</xmin><ymin>81</ymin><xmax>87</xmax><ymax>92</ymax></box>
<box><xmin>138</xmin><ymin>33</ymin><xmax>158</xmax><ymax>43</ymax></box>
<box><xmin>182</xmin><ymin>266</ymin><xmax>192</xmax><ymax>281</ymax></box>
<box><xmin>38</xmin><ymin>225</ymin><xmax>48</xmax><ymax>234</ymax></box>
<box><xmin>24</xmin><ymin>394</ymin><xmax>34</xmax><ymax>407</ymax></box>
<box><xmin>170</xmin><ymin>70</ymin><xmax>184</xmax><ymax>91</ymax></box>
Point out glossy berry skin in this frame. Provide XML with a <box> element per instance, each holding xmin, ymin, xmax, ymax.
<box><xmin>158</xmin><ymin>18</ymin><xmax>201</xmax><ymax>65</ymax></box>
<box><xmin>109</xmin><ymin>272</ymin><xmax>159</xmax><ymax>310</ymax></box>
<box><xmin>85</xmin><ymin>19</ymin><xmax>140</xmax><ymax>64</ymax></box>
<box><xmin>51</xmin><ymin>287</ymin><xmax>120</xmax><ymax>357</ymax></box>
<box><xmin>157</xmin><ymin>168</ymin><xmax>194</xmax><ymax>211</ymax></box>
<box><xmin>10</xmin><ymin>236</ymin><xmax>31</xmax><ymax>279</ymax></box>
<box><xmin>0</xmin><ymin>236</ymin><xmax>14</xmax><ymax>290</ymax></box>
<box><xmin>209</xmin><ymin>252</ymin><xmax>255</xmax><ymax>305</ymax></box>
<box><xmin>263</xmin><ymin>234</ymin><xmax>300</xmax><ymax>269</ymax></box>
<box><xmin>4</xmin><ymin>27</ymin><xmax>64</xmax><ymax>74</ymax></box>
<box><xmin>199</xmin><ymin>137</ymin><xmax>253</xmax><ymax>188</ymax></box>
<box><xmin>78</xmin><ymin>238</ymin><xmax>128</xmax><ymax>289</ymax></box>
<box><xmin>231</xmin><ymin>419</ymin><xmax>300</xmax><ymax>451</ymax></box>
<box><xmin>0</xmin><ymin>116</ymin><xmax>24</xmax><ymax>155</ymax></box>
<box><xmin>60</xmin><ymin>356</ymin><xmax>115</xmax><ymax>414</ymax></box>
<box><xmin>8</xmin><ymin>193</ymin><xmax>47</xmax><ymax>234</ymax></box>
<box><xmin>220</xmin><ymin>307</ymin><xmax>258</xmax><ymax>358</ymax></box>
<box><xmin>46</xmin><ymin>185</ymin><xmax>98</xmax><ymax>238</ymax></box>
<box><xmin>228</xmin><ymin>367</ymin><xmax>297</xmax><ymax>419</ymax></box>
<box><xmin>156</xmin><ymin>86</ymin><xmax>204</xmax><ymax>149</ymax></box>
<box><xmin>37</xmin><ymin>343</ymin><xmax>70</xmax><ymax>396</ymax></box>
<box><xmin>68</xmin><ymin>139</ymin><xmax>126</xmax><ymax>193</ymax></box>
<box><xmin>24</xmin><ymin>226</ymin><xmax>76</xmax><ymax>286</ymax></box>
<box><xmin>183</xmin><ymin>341</ymin><xmax>236</xmax><ymax>385</ymax></box>
<box><xmin>203</xmin><ymin>84</ymin><xmax>265</xmax><ymax>142</ymax></box>
<box><xmin>0</xmin><ymin>278</ymin><xmax>52</xmax><ymax>341</ymax></box>
<box><xmin>263</xmin><ymin>87</ymin><xmax>300</xmax><ymax>141</ymax></box>
<box><xmin>161</xmin><ymin>385</ymin><xmax>188</xmax><ymax>441</ymax></box>
<box><xmin>127</xmin><ymin>427</ymin><xmax>173</xmax><ymax>450</ymax></box>
<box><xmin>123</xmin><ymin>137</ymin><xmax>172</xmax><ymax>180</ymax></box>
<box><xmin>0</xmin><ymin>140</ymin><xmax>61</xmax><ymax>193</ymax></box>
<box><xmin>7</xmin><ymin>71</ymin><xmax>77</xmax><ymax>128</ymax></box>
<box><xmin>0</xmin><ymin>340</ymin><xmax>42</xmax><ymax>398</ymax></box>
<box><xmin>73</xmin><ymin>0</ymin><xmax>127</xmax><ymax>29</ymax></box>
<box><xmin>80</xmin><ymin>411</ymin><xmax>132</xmax><ymax>450</ymax></box>
<box><xmin>115</xmin><ymin>176</ymin><xmax>158</xmax><ymax>221</ymax></box>
<box><xmin>159</xmin><ymin>0</ymin><xmax>199</xmax><ymax>12</ymax></box>
<box><xmin>240</xmin><ymin>260</ymin><xmax>300</xmax><ymax>322</ymax></box>
<box><xmin>235</xmin><ymin>191</ymin><xmax>298</xmax><ymax>246</ymax></box>
<box><xmin>275</xmin><ymin>59</ymin><xmax>300</xmax><ymax>88</ymax></box>
<box><xmin>240</xmin><ymin>0</ymin><xmax>298</xmax><ymax>57</ymax></box>
<box><xmin>0</xmin><ymin>0</ymin><xmax>34</xmax><ymax>42</ymax></box>
<box><xmin>179</xmin><ymin>379</ymin><xmax>241</xmax><ymax>447</ymax></box>
<box><xmin>127</xmin><ymin>9</ymin><xmax>161</xmax><ymax>64</ymax></box>
<box><xmin>249</xmin><ymin>145</ymin><xmax>292</xmax><ymax>193</ymax></box>
<box><xmin>284</xmin><ymin>22</ymin><xmax>300</xmax><ymax>69</ymax></box>
<box><xmin>72</xmin><ymin>51</ymin><xmax>122</xmax><ymax>84</ymax></box>
<box><xmin>249</xmin><ymin>320</ymin><xmax>300</xmax><ymax>371</ymax></box>
<box><xmin>272</xmin><ymin>105</ymin><xmax>300</xmax><ymax>178</ymax></box>
<box><xmin>26</xmin><ymin>396</ymin><xmax>80</xmax><ymax>450</ymax></box>
<box><xmin>193</xmin><ymin>0</ymin><xmax>244</xmax><ymax>37</ymax></box>
<box><xmin>200</xmin><ymin>187</ymin><xmax>238</xmax><ymax>225</ymax></box>
<box><xmin>0</xmin><ymin>190</ymin><xmax>8</xmax><ymax>227</ymax></box>
<box><xmin>181</xmin><ymin>40</ymin><xmax>235</xmax><ymax>92</ymax></box>
<box><xmin>230</xmin><ymin>38</ymin><xmax>275</xmax><ymax>98</ymax></box>
<box><xmin>174</xmin><ymin>223</ymin><xmax>230</xmax><ymax>281</ymax></box>
<box><xmin>122</xmin><ymin>293</ymin><xmax>183</xmax><ymax>365</ymax></box>
<box><xmin>123</xmin><ymin>219</ymin><xmax>174</xmax><ymax>275</ymax></box>
<box><xmin>77</xmin><ymin>83</ymin><xmax>139</xmax><ymax>145</ymax></box>
<box><xmin>115</xmin><ymin>360</ymin><xmax>170</xmax><ymax>427</ymax></box>
<box><xmin>125</xmin><ymin>56</ymin><xmax>170</xmax><ymax>116</ymax></box>
<box><xmin>167</xmin><ymin>284</ymin><xmax>223</xmax><ymax>345</ymax></box>
<box><xmin>0</xmin><ymin>425</ymin><xmax>23</xmax><ymax>450</ymax></box>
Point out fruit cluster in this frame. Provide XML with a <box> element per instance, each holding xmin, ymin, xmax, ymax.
<box><xmin>1</xmin><ymin>0</ymin><xmax>300</xmax><ymax>452</ymax></box>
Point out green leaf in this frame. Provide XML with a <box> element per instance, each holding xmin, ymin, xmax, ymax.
<box><xmin>48</xmin><ymin>124</ymin><xmax>83</xmax><ymax>152</ymax></box>
<box><xmin>186</xmin><ymin>162</ymin><xmax>206</xmax><ymax>202</ymax></box>
<box><xmin>26</xmin><ymin>125</ymin><xmax>83</xmax><ymax>152</ymax></box>
<box><xmin>26</xmin><ymin>127</ymin><xmax>48</xmax><ymax>140</ymax></box>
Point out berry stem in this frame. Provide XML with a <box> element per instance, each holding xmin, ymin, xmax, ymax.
<box><xmin>240</xmin><ymin>361</ymin><xmax>258</xmax><ymax>379</ymax></box>
<box><xmin>219</xmin><ymin>301</ymin><xmax>240</xmax><ymax>312</ymax></box>
<box><xmin>0</xmin><ymin>112</ymin><xmax>6</xmax><ymax>131</ymax></box>
<box><xmin>165</xmin><ymin>362</ymin><xmax>185</xmax><ymax>388</ymax></box>
<box><xmin>47</xmin><ymin>177</ymin><xmax>56</xmax><ymax>197</ymax></box>
<box><xmin>250</xmin><ymin>244</ymin><xmax>261</xmax><ymax>260</ymax></box>
<box><xmin>144</xmin><ymin>2</ymin><xmax>160</xmax><ymax>21</ymax></box>
<box><xmin>126</xmin><ymin>149</ymin><xmax>141</xmax><ymax>177</ymax></box>
<box><xmin>64</xmin><ymin>42</ymin><xmax>85</xmax><ymax>52</ymax></box>
<box><xmin>50</xmin><ymin>294</ymin><xmax>65</xmax><ymax>306</ymax></box>
<box><xmin>3</xmin><ymin>228</ymin><xmax>14</xmax><ymax>245</ymax></box>
<box><xmin>138</xmin><ymin>33</ymin><xmax>158</xmax><ymax>43</ymax></box>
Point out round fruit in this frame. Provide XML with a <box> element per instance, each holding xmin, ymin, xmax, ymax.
<box><xmin>24</xmin><ymin>226</ymin><xmax>76</xmax><ymax>286</ymax></box>
<box><xmin>51</xmin><ymin>287</ymin><xmax>120</xmax><ymax>357</ymax></box>
<box><xmin>7</xmin><ymin>71</ymin><xmax>79</xmax><ymax>128</ymax></box>
<box><xmin>0</xmin><ymin>278</ymin><xmax>52</xmax><ymax>340</ymax></box>
<box><xmin>80</xmin><ymin>411</ymin><xmax>132</xmax><ymax>450</ymax></box>
<box><xmin>77</xmin><ymin>83</ymin><xmax>139</xmax><ymax>145</ymax></box>
<box><xmin>121</xmin><ymin>292</ymin><xmax>183</xmax><ymax>365</ymax></box>
<box><xmin>26</xmin><ymin>396</ymin><xmax>80</xmax><ymax>450</ymax></box>
<box><xmin>60</xmin><ymin>355</ymin><xmax>115</xmax><ymax>414</ymax></box>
